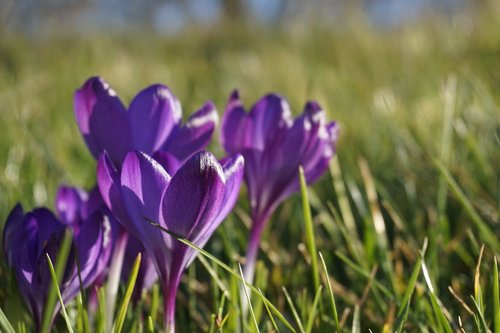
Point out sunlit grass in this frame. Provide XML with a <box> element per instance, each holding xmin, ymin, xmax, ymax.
<box><xmin>0</xmin><ymin>5</ymin><xmax>499</xmax><ymax>332</ymax></box>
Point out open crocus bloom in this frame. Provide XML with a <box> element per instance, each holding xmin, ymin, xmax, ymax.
<box><xmin>220</xmin><ymin>90</ymin><xmax>339</xmax><ymax>283</ymax></box>
<box><xmin>97</xmin><ymin>150</ymin><xmax>244</xmax><ymax>332</ymax></box>
<box><xmin>74</xmin><ymin>76</ymin><xmax>218</xmax><ymax>173</ymax></box>
<box><xmin>3</xmin><ymin>186</ymin><xmax>112</xmax><ymax>332</ymax></box>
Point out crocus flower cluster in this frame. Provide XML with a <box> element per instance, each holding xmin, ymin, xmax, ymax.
<box><xmin>2</xmin><ymin>76</ymin><xmax>338</xmax><ymax>332</ymax></box>
<box><xmin>3</xmin><ymin>186</ymin><xmax>112</xmax><ymax>331</ymax></box>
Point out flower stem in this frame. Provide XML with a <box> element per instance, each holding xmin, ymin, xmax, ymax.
<box><xmin>105</xmin><ymin>230</ymin><xmax>128</xmax><ymax>332</ymax></box>
<box><xmin>243</xmin><ymin>212</ymin><xmax>271</xmax><ymax>285</ymax></box>
<box><xmin>241</xmin><ymin>212</ymin><xmax>271</xmax><ymax>316</ymax></box>
<box><xmin>162</xmin><ymin>273</ymin><xmax>181</xmax><ymax>333</ymax></box>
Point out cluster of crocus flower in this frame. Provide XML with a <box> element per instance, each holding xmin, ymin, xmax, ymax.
<box><xmin>2</xmin><ymin>76</ymin><xmax>338</xmax><ymax>332</ymax></box>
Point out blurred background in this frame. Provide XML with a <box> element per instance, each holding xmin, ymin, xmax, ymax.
<box><xmin>0</xmin><ymin>1</ymin><xmax>499</xmax><ymax>331</ymax></box>
<box><xmin>0</xmin><ymin>0</ymin><xmax>483</xmax><ymax>36</ymax></box>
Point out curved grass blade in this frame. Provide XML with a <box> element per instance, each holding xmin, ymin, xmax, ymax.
<box><xmin>113</xmin><ymin>253</ymin><xmax>141</xmax><ymax>333</ymax></box>
<box><xmin>394</xmin><ymin>242</ymin><xmax>427</xmax><ymax>333</ymax></box>
<box><xmin>258</xmin><ymin>288</ymin><xmax>279</xmax><ymax>333</ymax></box>
<box><xmin>41</xmin><ymin>228</ymin><xmax>73</xmax><ymax>333</ymax></box>
<box><xmin>46</xmin><ymin>253</ymin><xmax>75</xmax><ymax>333</ymax></box>
<box><xmin>319</xmin><ymin>252</ymin><xmax>341</xmax><ymax>333</ymax></box>
<box><xmin>421</xmin><ymin>260</ymin><xmax>453</xmax><ymax>333</ymax></box>
<box><xmin>282</xmin><ymin>287</ymin><xmax>305</xmax><ymax>333</ymax></box>
<box><xmin>0</xmin><ymin>307</ymin><xmax>16</xmax><ymax>333</ymax></box>
<box><xmin>239</xmin><ymin>264</ymin><xmax>260</xmax><ymax>333</ymax></box>
<box><xmin>149</xmin><ymin>221</ymin><xmax>296</xmax><ymax>332</ymax></box>
<box><xmin>305</xmin><ymin>285</ymin><xmax>322</xmax><ymax>333</ymax></box>
<box><xmin>470</xmin><ymin>296</ymin><xmax>489</xmax><ymax>333</ymax></box>
<box><xmin>299</xmin><ymin>166</ymin><xmax>320</xmax><ymax>292</ymax></box>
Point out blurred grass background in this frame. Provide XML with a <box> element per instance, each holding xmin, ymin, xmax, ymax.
<box><xmin>0</xmin><ymin>2</ymin><xmax>499</xmax><ymax>332</ymax></box>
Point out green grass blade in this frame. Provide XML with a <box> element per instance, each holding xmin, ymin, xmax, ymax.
<box><xmin>394</xmin><ymin>256</ymin><xmax>422</xmax><ymax>332</ymax></box>
<box><xmin>41</xmin><ymin>228</ymin><xmax>73</xmax><ymax>333</ymax></box>
<box><xmin>239</xmin><ymin>264</ymin><xmax>260</xmax><ymax>333</ymax></box>
<box><xmin>305</xmin><ymin>285</ymin><xmax>322</xmax><ymax>333</ymax></box>
<box><xmin>0</xmin><ymin>307</ymin><xmax>16</xmax><ymax>333</ymax></box>
<box><xmin>352</xmin><ymin>305</ymin><xmax>360</xmax><ymax>333</ymax></box>
<box><xmin>258</xmin><ymin>288</ymin><xmax>279</xmax><ymax>333</ymax></box>
<box><xmin>493</xmin><ymin>257</ymin><xmax>499</xmax><ymax>333</ymax></box>
<box><xmin>421</xmin><ymin>260</ymin><xmax>453</xmax><ymax>333</ymax></box>
<box><xmin>149</xmin><ymin>221</ymin><xmax>296</xmax><ymax>332</ymax></box>
<box><xmin>45</xmin><ymin>253</ymin><xmax>75</xmax><ymax>333</ymax></box>
<box><xmin>282</xmin><ymin>287</ymin><xmax>305</xmax><ymax>333</ymax></box>
<box><xmin>113</xmin><ymin>253</ymin><xmax>142</xmax><ymax>333</ymax></box>
<box><xmin>299</xmin><ymin>166</ymin><xmax>320</xmax><ymax>292</ymax></box>
<box><xmin>319</xmin><ymin>252</ymin><xmax>341</xmax><ymax>333</ymax></box>
<box><xmin>147</xmin><ymin>316</ymin><xmax>154</xmax><ymax>333</ymax></box>
<box><xmin>395</xmin><ymin>240</ymin><xmax>427</xmax><ymax>332</ymax></box>
<box><xmin>470</xmin><ymin>296</ymin><xmax>489</xmax><ymax>333</ymax></box>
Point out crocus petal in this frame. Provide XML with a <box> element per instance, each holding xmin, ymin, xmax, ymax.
<box><xmin>74</xmin><ymin>77</ymin><xmax>132</xmax><ymax>166</ymax></box>
<box><xmin>153</xmin><ymin>151</ymin><xmax>182</xmax><ymax>176</ymax></box>
<box><xmin>161</xmin><ymin>151</ymin><xmax>225</xmax><ymax>240</ymax></box>
<box><xmin>128</xmin><ymin>85</ymin><xmax>181</xmax><ymax>155</ymax></box>
<box><xmin>192</xmin><ymin>154</ymin><xmax>245</xmax><ymax>247</ymax></box>
<box><xmin>221</xmin><ymin>90</ymin><xmax>252</xmax><ymax>154</ymax></box>
<box><xmin>163</xmin><ymin>101</ymin><xmax>218</xmax><ymax>162</ymax></box>
<box><xmin>248</xmin><ymin>93</ymin><xmax>293</xmax><ymax>151</ymax></box>
<box><xmin>97</xmin><ymin>152</ymin><xmax>130</xmax><ymax>225</ymax></box>
<box><xmin>63</xmin><ymin>212</ymin><xmax>110</xmax><ymax>302</ymax></box>
<box><xmin>2</xmin><ymin>204</ymin><xmax>25</xmax><ymax>266</ymax></box>
<box><xmin>56</xmin><ymin>186</ymin><xmax>86</xmax><ymax>226</ymax></box>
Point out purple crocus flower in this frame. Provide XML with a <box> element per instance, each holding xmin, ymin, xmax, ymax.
<box><xmin>74</xmin><ymin>76</ymin><xmax>218</xmax><ymax>319</ymax></box>
<box><xmin>97</xmin><ymin>150</ymin><xmax>244</xmax><ymax>332</ymax></box>
<box><xmin>2</xmin><ymin>186</ymin><xmax>112</xmax><ymax>332</ymax></box>
<box><xmin>74</xmin><ymin>76</ymin><xmax>218</xmax><ymax>172</ymax></box>
<box><xmin>220</xmin><ymin>90</ymin><xmax>338</xmax><ymax>283</ymax></box>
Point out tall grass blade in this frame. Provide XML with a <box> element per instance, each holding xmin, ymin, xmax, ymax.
<box><xmin>40</xmin><ymin>228</ymin><xmax>73</xmax><ymax>333</ymax></box>
<box><xmin>474</xmin><ymin>245</ymin><xmax>485</xmax><ymax>313</ymax></box>
<box><xmin>149</xmin><ymin>221</ymin><xmax>296</xmax><ymax>332</ymax></box>
<box><xmin>359</xmin><ymin>158</ymin><xmax>396</xmax><ymax>294</ymax></box>
<box><xmin>394</xmin><ymin>254</ymin><xmax>423</xmax><ymax>332</ymax></box>
<box><xmin>0</xmin><ymin>307</ymin><xmax>16</xmax><ymax>333</ymax></box>
<box><xmin>470</xmin><ymin>296</ymin><xmax>489</xmax><ymax>333</ymax></box>
<box><xmin>305</xmin><ymin>285</ymin><xmax>322</xmax><ymax>333</ymax></box>
<box><xmin>258</xmin><ymin>288</ymin><xmax>279</xmax><ymax>333</ymax></box>
<box><xmin>45</xmin><ymin>253</ymin><xmax>75</xmax><ymax>333</ymax></box>
<box><xmin>113</xmin><ymin>253</ymin><xmax>142</xmax><ymax>333</ymax></box>
<box><xmin>493</xmin><ymin>257</ymin><xmax>500</xmax><ymax>333</ymax></box>
<box><xmin>421</xmin><ymin>260</ymin><xmax>453</xmax><ymax>333</ymax></box>
<box><xmin>299</xmin><ymin>166</ymin><xmax>320</xmax><ymax>292</ymax></box>
<box><xmin>282</xmin><ymin>287</ymin><xmax>305</xmax><ymax>333</ymax></box>
<box><xmin>329</xmin><ymin>156</ymin><xmax>363</xmax><ymax>260</ymax></box>
<box><xmin>352</xmin><ymin>305</ymin><xmax>360</xmax><ymax>333</ymax></box>
<box><xmin>239</xmin><ymin>264</ymin><xmax>260</xmax><ymax>333</ymax></box>
<box><xmin>319</xmin><ymin>252</ymin><xmax>341</xmax><ymax>333</ymax></box>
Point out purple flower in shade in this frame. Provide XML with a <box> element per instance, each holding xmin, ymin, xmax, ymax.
<box><xmin>121</xmin><ymin>235</ymin><xmax>158</xmax><ymax>301</ymax></box>
<box><xmin>220</xmin><ymin>90</ymin><xmax>339</xmax><ymax>283</ymax></box>
<box><xmin>74</xmin><ymin>76</ymin><xmax>218</xmax><ymax>173</ymax></box>
<box><xmin>2</xmin><ymin>186</ymin><xmax>112</xmax><ymax>332</ymax></box>
<box><xmin>97</xmin><ymin>150</ymin><xmax>244</xmax><ymax>332</ymax></box>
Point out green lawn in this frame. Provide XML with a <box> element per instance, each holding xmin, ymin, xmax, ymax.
<box><xmin>0</xmin><ymin>6</ymin><xmax>499</xmax><ymax>332</ymax></box>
